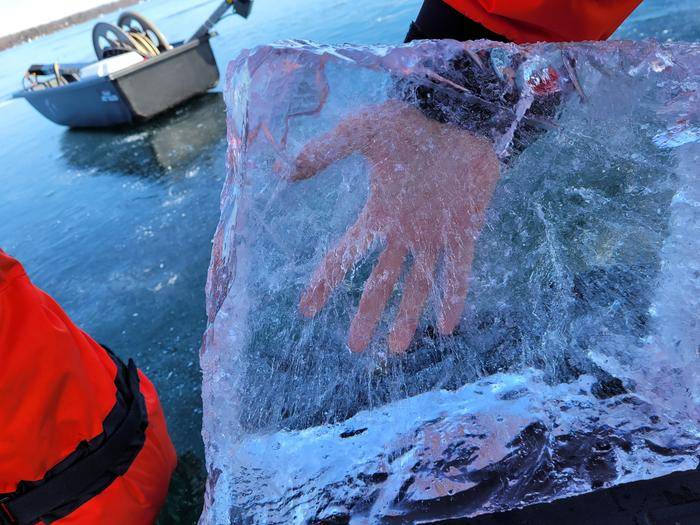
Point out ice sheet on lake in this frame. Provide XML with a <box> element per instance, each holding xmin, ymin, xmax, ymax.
<box><xmin>200</xmin><ymin>39</ymin><xmax>700</xmax><ymax>524</ymax></box>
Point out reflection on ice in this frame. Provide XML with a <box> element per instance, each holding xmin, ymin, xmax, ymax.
<box><xmin>59</xmin><ymin>93</ymin><xmax>225</xmax><ymax>176</ymax></box>
<box><xmin>201</xmin><ymin>40</ymin><xmax>700</xmax><ymax>523</ymax></box>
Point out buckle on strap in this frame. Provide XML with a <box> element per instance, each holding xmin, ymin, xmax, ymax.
<box><xmin>0</xmin><ymin>499</ymin><xmax>16</xmax><ymax>525</ymax></box>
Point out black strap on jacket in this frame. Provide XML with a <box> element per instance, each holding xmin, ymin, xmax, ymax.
<box><xmin>405</xmin><ymin>0</ymin><xmax>509</xmax><ymax>43</ymax></box>
<box><xmin>0</xmin><ymin>349</ymin><xmax>148</xmax><ymax>525</ymax></box>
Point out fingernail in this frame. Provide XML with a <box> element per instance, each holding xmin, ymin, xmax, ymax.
<box><xmin>348</xmin><ymin>327</ymin><xmax>370</xmax><ymax>353</ymax></box>
<box><xmin>348</xmin><ymin>337</ymin><xmax>366</xmax><ymax>353</ymax></box>
<box><xmin>437</xmin><ymin>315</ymin><xmax>451</xmax><ymax>335</ymax></box>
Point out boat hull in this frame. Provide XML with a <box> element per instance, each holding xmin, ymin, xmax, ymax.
<box><xmin>14</xmin><ymin>37</ymin><xmax>219</xmax><ymax>128</ymax></box>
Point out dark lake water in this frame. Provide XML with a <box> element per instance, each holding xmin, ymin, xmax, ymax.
<box><xmin>0</xmin><ymin>0</ymin><xmax>697</xmax><ymax>522</ymax></box>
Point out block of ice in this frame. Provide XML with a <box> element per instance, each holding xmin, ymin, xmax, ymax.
<box><xmin>201</xmin><ymin>39</ymin><xmax>700</xmax><ymax>524</ymax></box>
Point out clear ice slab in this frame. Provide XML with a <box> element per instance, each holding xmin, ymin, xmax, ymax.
<box><xmin>200</xmin><ymin>39</ymin><xmax>700</xmax><ymax>524</ymax></box>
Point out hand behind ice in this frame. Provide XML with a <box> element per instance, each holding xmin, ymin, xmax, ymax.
<box><xmin>290</xmin><ymin>100</ymin><xmax>500</xmax><ymax>354</ymax></box>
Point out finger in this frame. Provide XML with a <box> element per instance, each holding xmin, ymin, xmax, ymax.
<box><xmin>348</xmin><ymin>240</ymin><xmax>407</xmax><ymax>353</ymax></box>
<box><xmin>388</xmin><ymin>250</ymin><xmax>438</xmax><ymax>354</ymax></box>
<box><xmin>299</xmin><ymin>213</ymin><xmax>373</xmax><ymax>318</ymax></box>
<box><xmin>289</xmin><ymin>153</ymin><xmax>316</xmax><ymax>182</ymax></box>
<box><xmin>437</xmin><ymin>234</ymin><xmax>475</xmax><ymax>335</ymax></box>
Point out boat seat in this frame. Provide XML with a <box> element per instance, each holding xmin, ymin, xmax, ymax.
<box><xmin>79</xmin><ymin>52</ymin><xmax>144</xmax><ymax>79</ymax></box>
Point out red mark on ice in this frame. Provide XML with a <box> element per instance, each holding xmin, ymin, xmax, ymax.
<box><xmin>528</xmin><ymin>66</ymin><xmax>560</xmax><ymax>95</ymax></box>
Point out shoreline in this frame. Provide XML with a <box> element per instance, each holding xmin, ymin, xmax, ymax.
<box><xmin>0</xmin><ymin>0</ymin><xmax>142</xmax><ymax>52</ymax></box>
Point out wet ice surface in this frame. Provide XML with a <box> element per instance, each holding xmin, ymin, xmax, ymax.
<box><xmin>201</xmin><ymin>40</ymin><xmax>700</xmax><ymax>523</ymax></box>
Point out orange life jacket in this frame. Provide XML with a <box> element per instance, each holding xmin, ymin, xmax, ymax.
<box><xmin>0</xmin><ymin>250</ymin><xmax>176</xmax><ymax>524</ymax></box>
<box><xmin>442</xmin><ymin>0</ymin><xmax>642</xmax><ymax>43</ymax></box>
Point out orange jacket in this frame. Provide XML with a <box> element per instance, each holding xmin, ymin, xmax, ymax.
<box><xmin>0</xmin><ymin>250</ymin><xmax>176</xmax><ymax>524</ymax></box>
<box><xmin>443</xmin><ymin>0</ymin><xmax>642</xmax><ymax>42</ymax></box>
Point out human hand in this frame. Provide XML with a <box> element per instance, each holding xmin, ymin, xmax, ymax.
<box><xmin>291</xmin><ymin>101</ymin><xmax>500</xmax><ymax>354</ymax></box>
